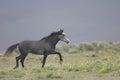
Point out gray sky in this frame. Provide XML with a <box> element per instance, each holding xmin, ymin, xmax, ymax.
<box><xmin>0</xmin><ymin>0</ymin><xmax>120</xmax><ymax>51</ymax></box>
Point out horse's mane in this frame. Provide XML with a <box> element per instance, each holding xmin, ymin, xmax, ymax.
<box><xmin>40</xmin><ymin>32</ymin><xmax>59</xmax><ymax>41</ymax></box>
<box><xmin>40</xmin><ymin>30</ymin><xmax>63</xmax><ymax>41</ymax></box>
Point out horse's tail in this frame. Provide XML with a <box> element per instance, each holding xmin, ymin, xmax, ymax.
<box><xmin>4</xmin><ymin>43</ymin><xmax>19</xmax><ymax>56</ymax></box>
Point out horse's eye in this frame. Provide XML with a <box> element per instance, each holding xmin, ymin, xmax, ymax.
<box><xmin>62</xmin><ymin>34</ymin><xmax>65</xmax><ymax>36</ymax></box>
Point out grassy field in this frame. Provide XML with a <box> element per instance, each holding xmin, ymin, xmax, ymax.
<box><xmin>0</xmin><ymin>42</ymin><xmax>120</xmax><ymax>80</ymax></box>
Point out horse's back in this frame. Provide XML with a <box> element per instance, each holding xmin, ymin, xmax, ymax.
<box><xmin>18</xmin><ymin>40</ymin><xmax>44</xmax><ymax>54</ymax></box>
<box><xmin>18</xmin><ymin>40</ymin><xmax>36</xmax><ymax>52</ymax></box>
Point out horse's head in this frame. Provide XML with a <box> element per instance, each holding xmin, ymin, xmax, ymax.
<box><xmin>49</xmin><ymin>29</ymin><xmax>70</xmax><ymax>44</ymax></box>
<box><xmin>57</xmin><ymin>29</ymin><xmax>70</xmax><ymax>44</ymax></box>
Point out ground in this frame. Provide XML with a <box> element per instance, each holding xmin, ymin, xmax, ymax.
<box><xmin>0</xmin><ymin>48</ymin><xmax>120</xmax><ymax>80</ymax></box>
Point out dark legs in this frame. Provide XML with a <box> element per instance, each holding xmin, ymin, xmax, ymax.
<box><xmin>14</xmin><ymin>51</ymin><xmax>62</xmax><ymax>69</ymax></box>
<box><xmin>42</xmin><ymin>55</ymin><xmax>48</xmax><ymax>68</ymax></box>
<box><xmin>54</xmin><ymin>51</ymin><xmax>63</xmax><ymax>64</ymax></box>
<box><xmin>14</xmin><ymin>56</ymin><xmax>21</xmax><ymax>69</ymax></box>
<box><xmin>41</xmin><ymin>51</ymin><xmax>63</xmax><ymax>68</ymax></box>
<box><xmin>20</xmin><ymin>55</ymin><xmax>27</xmax><ymax>68</ymax></box>
<box><xmin>14</xmin><ymin>54</ymin><xmax>27</xmax><ymax>69</ymax></box>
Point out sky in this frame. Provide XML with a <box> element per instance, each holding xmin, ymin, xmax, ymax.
<box><xmin>0</xmin><ymin>0</ymin><xmax>120</xmax><ymax>51</ymax></box>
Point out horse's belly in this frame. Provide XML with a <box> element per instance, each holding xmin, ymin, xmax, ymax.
<box><xmin>30</xmin><ymin>49</ymin><xmax>44</xmax><ymax>55</ymax></box>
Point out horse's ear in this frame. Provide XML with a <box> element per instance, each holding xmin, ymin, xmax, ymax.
<box><xmin>59</xmin><ymin>29</ymin><xmax>64</xmax><ymax>33</ymax></box>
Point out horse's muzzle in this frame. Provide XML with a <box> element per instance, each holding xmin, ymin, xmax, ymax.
<box><xmin>64</xmin><ymin>38</ymin><xmax>70</xmax><ymax>44</ymax></box>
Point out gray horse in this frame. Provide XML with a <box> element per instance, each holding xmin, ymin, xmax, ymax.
<box><xmin>5</xmin><ymin>29</ymin><xmax>70</xmax><ymax>69</ymax></box>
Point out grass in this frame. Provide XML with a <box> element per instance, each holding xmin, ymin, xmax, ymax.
<box><xmin>62</xmin><ymin>60</ymin><xmax>120</xmax><ymax>73</ymax></box>
<box><xmin>0</xmin><ymin>42</ymin><xmax>120</xmax><ymax>80</ymax></box>
<box><xmin>46</xmin><ymin>72</ymin><xmax>62</xmax><ymax>79</ymax></box>
<box><xmin>0</xmin><ymin>70</ymin><xmax>25</xmax><ymax>80</ymax></box>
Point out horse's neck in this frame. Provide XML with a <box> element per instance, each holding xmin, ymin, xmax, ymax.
<box><xmin>40</xmin><ymin>35</ymin><xmax>60</xmax><ymax>48</ymax></box>
<box><xmin>47</xmin><ymin>36</ymin><xmax>60</xmax><ymax>47</ymax></box>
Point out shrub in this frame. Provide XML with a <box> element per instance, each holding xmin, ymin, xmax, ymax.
<box><xmin>57</xmin><ymin>41</ymin><xmax>120</xmax><ymax>52</ymax></box>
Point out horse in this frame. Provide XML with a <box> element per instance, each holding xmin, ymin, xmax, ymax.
<box><xmin>4</xmin><ymin>29</ymin><xmax>70</xmax><ymax>69</ymax></box>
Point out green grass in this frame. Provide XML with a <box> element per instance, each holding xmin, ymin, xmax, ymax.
<box><xmin>62</xmin><ymin>60</ymin><xmax>120</xmax><ymax>73</ymax></box>
<box><xmin>0</xmin><ymin>42</ymin><xmax>120</xmax><ymax>80</ymax></box>
<box><xmin>46</xmin><ymin>72</ymin><xmax>62</xmax><ymax>79</ymax></box>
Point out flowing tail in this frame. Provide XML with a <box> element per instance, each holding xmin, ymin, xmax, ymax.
<box><xmin>4</xmin><ymin>43</ymin><xmax>19</xmax><ymax>56</ymax></box>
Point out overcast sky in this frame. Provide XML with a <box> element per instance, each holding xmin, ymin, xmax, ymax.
<box><xmin>0</xmin><ymin>0</ymin><xmax>120</xmax><ymax>51</ymax></box>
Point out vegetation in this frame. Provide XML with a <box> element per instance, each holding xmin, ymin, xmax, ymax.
<box><xmin>57</xmin><ymin>41</ymin><xmax>120</xmax><ymax>52</ymax></box>
<box><xmin>0</xmin><ymin>41</ymin><xmax>120</xmax><ymax>80</ymax></box>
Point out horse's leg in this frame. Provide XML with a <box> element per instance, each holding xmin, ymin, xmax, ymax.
<box><xmin>57</xmin><ymin>52</ymin><xmax>63</xmax><ymax>64</ymax></box>
<box><xmin>20</xmin><ymin>54</ymin><xmax>27</xmax><ymax>68</ymax></box>
<box><xmin>14</xmin><ymin>55</ymin><xmax>21</xmax><ymax>69</ymax></box>
<box><xmin>52</xmin><ymin>51</ymin><xmax>63</xmax><ymax>64</ymax></box>
<box><xmin>42</xmin><ymin>55</ymin><xmax>48</xmax><ymax>68</ymax></box>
